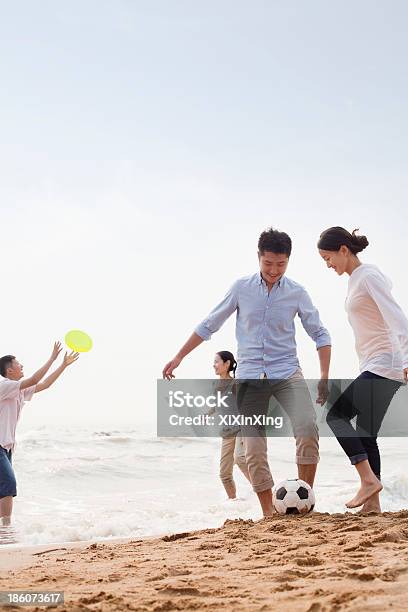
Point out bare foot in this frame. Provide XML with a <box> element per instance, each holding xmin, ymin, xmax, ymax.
<box><xmin>346</xmin><ymin>480</ymin><xmax>383</xmax><ymax>509</ymax></box>
<box><xmin>358</xmin><ymin>502</ymin><xmax>381</xmax><ymax>513</ymax></box>
<box><xmin>257</xmin><ymin>489</ymin><xmax>275</xmax><ymax>518</ymax></box>
<box><xmin>358</xmin><ymin>492</ymin><xmax>381</xmax><ymax>513</ymax></box>
<box><xmin>264</xmin><ymin>508</ymin><xmax>276</xmax><ymax>518</ymax></box>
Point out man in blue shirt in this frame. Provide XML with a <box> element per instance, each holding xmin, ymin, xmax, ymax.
<box><xmin>163</xmin><ymin>227</ymin><xmax>331</xmax><ymax>516</ymax></box>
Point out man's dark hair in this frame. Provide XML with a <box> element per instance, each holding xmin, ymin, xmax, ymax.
<box><xmin>0</xmin><ymin>355</ymin><xmax>15</xmax><ymax>378</ymax></box>
<box><xmin>258</xmin><ymin>227</ymin><xmax>292</xmax><ymax>257</ymax></box>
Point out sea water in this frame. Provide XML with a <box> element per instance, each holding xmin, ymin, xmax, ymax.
<box><xmin>1</xmin><ymin>425</ymin><xmax>407</xmax><ymax>547</ymax></box>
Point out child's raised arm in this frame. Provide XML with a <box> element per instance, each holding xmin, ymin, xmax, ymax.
<box><xmin>20</xmin><ymin>342</ymin><xmax>63</xmax><ymax>390</ymax></box>
<box><xmin>35</xmin><ymin>351</ymin><xmax>79</xmax><ymax>393</ymax></box>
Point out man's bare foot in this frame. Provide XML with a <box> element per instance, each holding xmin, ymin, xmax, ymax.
<box><xmin>346</xmin><ymin>480</ymin><xmax>383</xmax><ymax>509</ymax></box>
<box><xmin>263</xmin><ymin>507</ymin><xmax>276</xmax><ymax>518</ymax></box>
<box><xmin>257</xmin><ymin>489</ymin><xmax>275</xmax><ymax>518</ymax></box>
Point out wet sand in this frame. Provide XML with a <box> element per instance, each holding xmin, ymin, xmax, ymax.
<box><xmin>2</xmin><ymin>511</ymin><xmax>408</xmax><ymax>611</ymax></box>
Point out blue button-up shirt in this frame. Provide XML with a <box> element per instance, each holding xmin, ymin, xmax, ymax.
<box><xmin>195</xmin><ymin>271</ymin><xmax>331</xmax><ymax>379</ymax></box>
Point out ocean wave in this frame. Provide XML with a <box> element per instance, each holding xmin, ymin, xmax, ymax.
<box><xmin>7</xmin><ymin>427</ymin><xmax>408</xmax><ymax>548</ymax></box>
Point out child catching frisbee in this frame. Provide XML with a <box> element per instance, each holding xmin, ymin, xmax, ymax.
<box><xmin>0</xmin><ymin>342</ymin><xmax>79</xmax><ymax>526</ymax></box>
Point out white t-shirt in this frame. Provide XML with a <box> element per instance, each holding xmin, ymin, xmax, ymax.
<box><xmin>0</xmin><ymin>379</ymin><xmax>36</xmax><ymax>451</ymax></box>
<box><xmin>346</xmin><ymin>263</ymin><xmax>408</xmax><ymax>382</ymax></box>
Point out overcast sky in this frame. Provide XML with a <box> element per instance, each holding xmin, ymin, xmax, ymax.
<box><xmin>1</xmin><ymin>0</ymin><xmax>407</xmax><ymax>430</ymax></box>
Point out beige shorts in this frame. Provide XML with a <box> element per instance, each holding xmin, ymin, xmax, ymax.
<box><xmin>238</xmin><ymin>368</ymin><xmax>319</xmax><ymax>493</ymax></box>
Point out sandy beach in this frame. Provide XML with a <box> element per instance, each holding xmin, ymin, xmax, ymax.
<box><xmin>2</xmin><ymin>510</ymin><xmax>408</xmax><ymax>611</ymax></box>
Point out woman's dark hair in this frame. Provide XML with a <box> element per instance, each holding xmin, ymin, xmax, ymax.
<box><xmin>317</xmin><ymin>226</ymin><xmax>369</xmax><ymax>255</ymax></box>
<box><xmin>258</xmin><ymin>227</ymin><xmax>292</xmax><ymax>257</ymax></box>
<box><xmin>216</xmin><ymin>351</ymin><xmax>237</xmax><ymax>378</ymax></box>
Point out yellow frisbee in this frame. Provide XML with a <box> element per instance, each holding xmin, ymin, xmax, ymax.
<box><xmin>65</xmin><ymin>330</ymin><xmax>93</xmax><ymax>353</ymax></box>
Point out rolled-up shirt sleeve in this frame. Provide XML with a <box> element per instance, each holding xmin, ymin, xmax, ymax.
<box><xmin>364</xmin><ymin>273</ymin><xmax>408</xmax><ymax>369</ymax></box>
<box><xmin>298</xmin><ymin>288</ymin><xmax>331</xmax><ymax>349</ymax></box>
<box><xmin>194</xmin><ymin>281</ymin><xmax>239</xmax><ymax>341</ymax></box>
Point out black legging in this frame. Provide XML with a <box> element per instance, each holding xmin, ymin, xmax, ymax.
<box><xmin>326</xmin><ymin>371</ymin><xmax>402</xmax><ymax>479</ymax></box>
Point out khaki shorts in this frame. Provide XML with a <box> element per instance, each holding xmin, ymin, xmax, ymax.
<box><xmin>238</xmin><ymin>368</ymin><xmax>319</xmax><ymax>493</ymax></box>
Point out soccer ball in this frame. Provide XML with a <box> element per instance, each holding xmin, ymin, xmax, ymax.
<box><xmin>272</xmin><ymin>478</ymin><xmax>315</xmax><ymax>515</ymax></box>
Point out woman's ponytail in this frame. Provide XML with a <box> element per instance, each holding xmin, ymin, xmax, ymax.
<box><xmin>317</xmin><ymin>226</ymin><xmax>369</xmax><ymax>254</ymax></box>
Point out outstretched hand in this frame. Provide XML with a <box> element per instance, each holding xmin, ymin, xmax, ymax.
<box><xmin>51</xmin><ymin>341</ymin><xmax>63</xmax><ymax>362</ymax></box>
<box><xmin>162</xmin><ymin>356</ymin><xmax>181</xmax><ymax>380</ymax></box>
<box><xmin>63</xmin><ymin>351</ymin><xmax>80</xmax><ymax>367</ymax></box>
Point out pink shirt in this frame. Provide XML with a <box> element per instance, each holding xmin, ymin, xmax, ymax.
<box><xmin>0</xmin><ymin>380</ymin><xmax>36</xmax><ymax>451</ymax></box>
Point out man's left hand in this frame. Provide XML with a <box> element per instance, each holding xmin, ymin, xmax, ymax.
<box><xmin>316</xmin><ymin>378</ymin><xmax>329</xmax><ymax>406</ymax></box>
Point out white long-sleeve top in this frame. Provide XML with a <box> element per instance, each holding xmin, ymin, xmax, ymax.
<box><xmin>345</xmin><ymin>263</ymin><xmax>408</xmax><ymax>382</ymax></box>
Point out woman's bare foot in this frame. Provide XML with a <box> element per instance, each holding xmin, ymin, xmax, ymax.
<box><xmin>358</xmin><ymin>491</ymin><xmax>381</xmax><ymax>513</ymax></box>
<box><xmin>358</xmin><ymin>501</ymin><xmax>381</xmax><ymax>513</ymax></box>
<box><xmin>346</xmin><ymin>480</ymin><xmax>383</xmax><ymax>509</ymax></box>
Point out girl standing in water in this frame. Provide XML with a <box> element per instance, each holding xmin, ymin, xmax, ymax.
<box><xmin>318</xmin><ymin>227</ymin><xmax>408</xmax><ymax>512</ymax></box>
<box><xmin>212</xmin><ymin>351</ymin><xmax>250</xmax><ymax>500</ymax></box>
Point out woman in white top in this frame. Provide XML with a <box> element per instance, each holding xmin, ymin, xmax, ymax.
<box><xmin>211</xmin><ymin>351</ymin><xmax>250</xmax><ymax>499</ymax></box>
<box><xmin>318</xmin><ymin>227</ymin><xmax>408</xmax><ymax>512</ymax></box>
